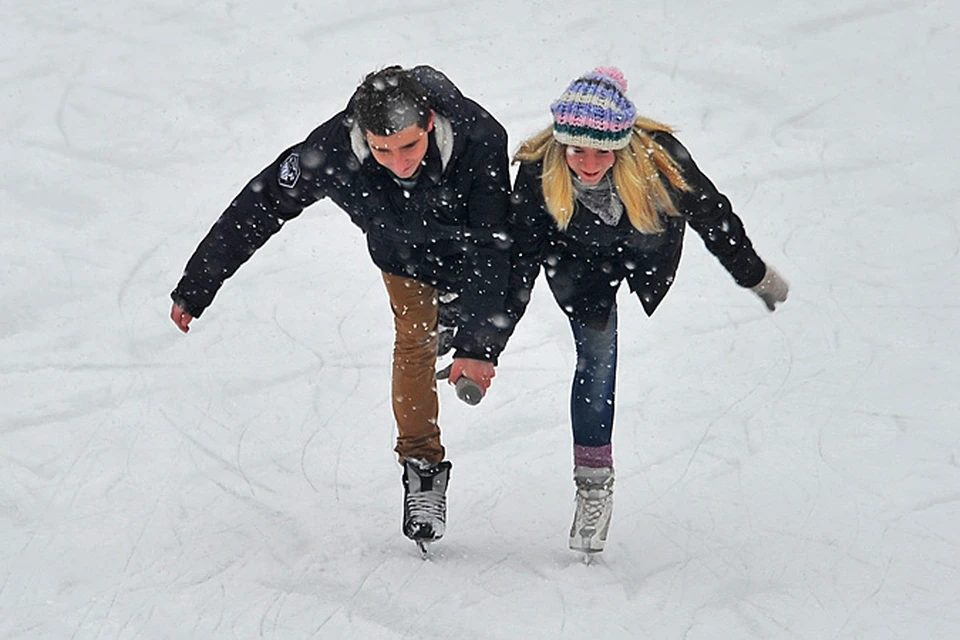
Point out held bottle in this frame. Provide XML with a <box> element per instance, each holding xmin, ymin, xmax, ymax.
<box><xmin>454</xmin><ymin>376</ymin><xmax>484</xmax><ymax>406</ymax></box>
<box><xmin>436</xmin><ymin>364</ymin><xmax>485</xmax><ymax>406</ymax></box>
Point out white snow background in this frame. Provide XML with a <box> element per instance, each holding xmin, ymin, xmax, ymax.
<box><xmin>2</xmin><ymin>1</ymin><xmax>959</xmax><ymax>638</ymax></box>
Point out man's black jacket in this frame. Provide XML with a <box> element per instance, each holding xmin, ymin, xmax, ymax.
<box><xmin>171</xmin><ymin>66</ymin><xmax>513</xmax><ymax>363</ymax></box>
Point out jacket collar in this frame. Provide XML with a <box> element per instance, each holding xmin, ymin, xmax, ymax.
<box><xmin>349</xmin><ymin>113</ymin><xmax>454</xmax><ymax>174</ymax></box>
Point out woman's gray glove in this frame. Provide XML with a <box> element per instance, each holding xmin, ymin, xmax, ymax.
<box><xmin>751</xmin><ymin>266</ymin><xmax>789</xmax><ymax>311</ymax></box>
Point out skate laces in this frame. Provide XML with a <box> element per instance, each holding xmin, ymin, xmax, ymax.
<box><xmin>575</xmin><ymin>478</ymin><xmax>613</xmax><ymax>529</ymax></box>
<box><xmin>406</xmin><ymin>490</ymin><xmax>446</xmax><ymax>523</ymax></box>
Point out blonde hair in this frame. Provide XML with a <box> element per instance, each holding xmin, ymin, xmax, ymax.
<box><xmin>514</xmin><ymin>118</ymin><xmax>691</xmax><ymax>233</ymax></box>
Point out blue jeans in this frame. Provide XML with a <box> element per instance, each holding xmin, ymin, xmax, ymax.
<box><xmin>569</xmin><ymin>303</ymin><xmax>618</xmax><ymax>449</ymax></box>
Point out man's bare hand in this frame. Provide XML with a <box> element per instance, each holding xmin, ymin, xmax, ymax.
<box><xmin>170</xmin><ymin>303</ymin><xmax>194</xmax><ymax>333</ymax></box>
<box><xmin>448</xmin><ymin>357</ymin><xmax>495</xmax><ymax>393</ymax></box>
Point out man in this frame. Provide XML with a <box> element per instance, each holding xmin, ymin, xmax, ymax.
<box><xmin>169</xmin><ymin>66</ymin><xmax>513</xmax><ymax>551</ymax></box>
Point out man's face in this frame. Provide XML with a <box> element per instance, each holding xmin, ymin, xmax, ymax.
<box><xmin>365</xmin><ymin>113</ymin><xmax>434</xmax><ymax>179</ymax></box>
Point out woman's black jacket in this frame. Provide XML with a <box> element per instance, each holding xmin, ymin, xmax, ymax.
<box><xmin>507</xmin><ymin>131</ymin><xmax>766</xmax><ymax>329</ymax></box>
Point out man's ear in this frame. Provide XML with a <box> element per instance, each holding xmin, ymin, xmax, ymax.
<box><xmin>426</xmin><ymin>110</ymin><xmax>435</xmax><ymax>133</ymax></box>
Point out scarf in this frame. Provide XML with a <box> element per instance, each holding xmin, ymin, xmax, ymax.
<box><xmin>573</xmin><ymin>174</ymin><xmax>623</xmax><ymax>226</ymax></box>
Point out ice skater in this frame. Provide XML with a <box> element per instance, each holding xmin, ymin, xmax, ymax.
<box><xmin>507</xmin><ymin>67</ymin><xmax>789</xmax><ymax>555</ymax></box>
<box><xmin>169</xmin><ymin>65</ymin><xmax>514</xmax><ymax>554</ymax></box>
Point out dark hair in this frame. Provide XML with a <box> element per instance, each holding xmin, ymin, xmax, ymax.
<box><xmin>352</xmin><ymin>66</ymin><xmax>432</xmax><ymax>136</ymax></box>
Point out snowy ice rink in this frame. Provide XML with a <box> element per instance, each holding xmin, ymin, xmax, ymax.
<box><xmin>2</xmin><ymin>1</ymin><xmax>959</xmax><ymax>638</ymax></box>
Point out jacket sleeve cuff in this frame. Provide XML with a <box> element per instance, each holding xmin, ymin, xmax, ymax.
<box><xmin>451</xmin><ymin>348</ymin><xmax>499</xmax><ymax>367</ymax></box>
<box><xmin>736</xmin><ymin>259</ymin><xmax>768</xmax><ymax>289</ymax></box>
<box><xmin>170</xmin><ymin>290</ymin><xmax>205</xmax><ymax>319</ymax></box>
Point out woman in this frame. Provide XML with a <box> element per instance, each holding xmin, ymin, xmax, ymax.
<box><xmin>508</xmin><ymin>67</ymin><xmax>788</xmax><ymax>555</ymax></box>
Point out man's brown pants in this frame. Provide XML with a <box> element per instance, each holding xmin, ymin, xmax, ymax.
<box><xmin>381</xmin><ymin>272</ymin><xmax>444</xmax><ymax>464</ymax></box>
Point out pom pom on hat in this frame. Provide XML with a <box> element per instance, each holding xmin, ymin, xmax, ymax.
<box><xmin>551</xmin><ymin>67</ymin><xmax>637</xmax><ymax>151</ymax></box>
<box><xmin>592</xmin><ymin>67</ymin><xmax>628</xmax><ymax>91</ymax></box>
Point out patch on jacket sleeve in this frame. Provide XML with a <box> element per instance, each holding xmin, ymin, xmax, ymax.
<box><xmin>278</xmin><ymin>152</ymin><xmax>301</xmax><ymax>188</ymax></box>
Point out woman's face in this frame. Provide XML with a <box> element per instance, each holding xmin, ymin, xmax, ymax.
<box><xmin>565</xmin><ymin>146</ymin><xmax>616</xmax><ymax>185</ymax></box>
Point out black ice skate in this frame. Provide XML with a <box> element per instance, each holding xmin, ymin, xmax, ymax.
<box><xmin>401</xmin><ymin>458</ymin><xmax>452</xmax><ymax>557</ymax></box>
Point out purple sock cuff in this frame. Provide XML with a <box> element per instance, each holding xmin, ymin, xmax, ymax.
<box><xmin>574</xmin><ymin>444</ymin><xmax>613</xmax><ymax>468</ymax></box>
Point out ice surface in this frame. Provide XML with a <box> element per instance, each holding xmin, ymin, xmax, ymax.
<box><xmin>2</xmin><ymin>1</ymin><xmax>958</xmax><ymax>638</ymax></box>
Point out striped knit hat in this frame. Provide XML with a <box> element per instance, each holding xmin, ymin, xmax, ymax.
<box><xmin>551</xmin><ymin>67</ymin><xmax>637</xmax><ymax>151</ymax></box>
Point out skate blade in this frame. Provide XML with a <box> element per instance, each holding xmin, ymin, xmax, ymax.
<box><xmin>416</xmin><ymin>540</ymin><xmax>432</xmax><ymax>559</ymax></box>
<box><xmin>571</xmin><ymin>545</ymin><xmax>604</xmax><ymax>564</ymax></box>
